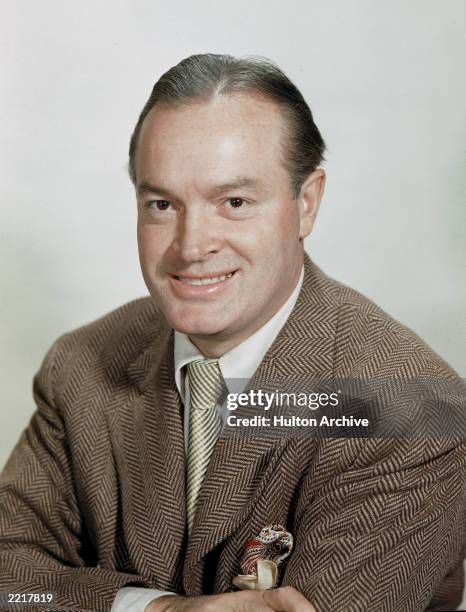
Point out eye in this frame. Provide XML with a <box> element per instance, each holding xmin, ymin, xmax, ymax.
<box><xmin>147</xmin><ymin>200</ymin><xmax>171</xmax><ymax>211</ymax></box>
<box><xmin>226</xmin><ymin>197</ymin><xmax>245</xmax><ymax>208</ymax></box>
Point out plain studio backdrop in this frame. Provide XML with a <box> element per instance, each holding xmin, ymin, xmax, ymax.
<box><xmin>1</xmin><ymin>3</ymin><xmax>465</xmax><ymax>602</ymax></box>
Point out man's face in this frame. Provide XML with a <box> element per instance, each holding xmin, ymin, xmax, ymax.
<box><xmin>135</xmin><ymin>93</ymin><xmax>322</xmax><ymax>355</ymax></box>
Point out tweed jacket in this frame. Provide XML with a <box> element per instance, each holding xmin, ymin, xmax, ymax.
<box><xmin>1</xmin><ymin>255</ymin><xmax>465</xmax><ymax>612</ymax></box>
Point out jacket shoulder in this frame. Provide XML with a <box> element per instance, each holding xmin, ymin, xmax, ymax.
<box><xmin>36</xmin><ymin>296</ymin><xmax>163</xmax><ymax>400</ymax></box>
<box><xmin>55</xmin><ymin>296</ymin><xmax>160</xmax><ymax>347</ymax></box>
<box><xmin>313</xmin><ymin>268</ymin><xmax>459</xmax><ymax>379</ymax></box>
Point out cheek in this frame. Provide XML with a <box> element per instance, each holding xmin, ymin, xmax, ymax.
<box><xmin>137</xmin><ymin>238</ymin><xmax>154</xmax><ymax>270</ymax></box>
<box><xmin>137</xmin><ymin>226</ymin><xmax>169</xmax><ymax>266</ymax></box>
<box><xmin>245</xmin><ymin>207</ymin><xmax>299</xmax><ymax>254</ymax></box>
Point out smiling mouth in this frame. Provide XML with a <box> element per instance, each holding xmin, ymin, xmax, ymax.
<box><xmin>173</xmin><ymin>271</ymin><xmax>236</xmax><ymax>286</ymax></box>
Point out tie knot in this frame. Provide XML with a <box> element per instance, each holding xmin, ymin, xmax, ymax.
<box><xmin>187</xmin><ymin>359</ymin><xmax>224</xmax><ymax>410</ymax></box>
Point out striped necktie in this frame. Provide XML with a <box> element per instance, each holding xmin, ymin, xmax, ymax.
<box><xmin>186</xmin><ymin>358</ymin><xmax>224</xmax><ymax>533</ymax></box>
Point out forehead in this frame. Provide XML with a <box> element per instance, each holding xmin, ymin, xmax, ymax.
<box><xmin>135</xmin><ymin>93</ymin><xmax>290</xmax><ymax>190</ymax></box>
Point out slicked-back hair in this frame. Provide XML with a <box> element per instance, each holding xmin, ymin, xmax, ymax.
<box><xmin>128</xmin><ymin>53</ymin><xmax>326</xmax><ymax>198</ymax></box>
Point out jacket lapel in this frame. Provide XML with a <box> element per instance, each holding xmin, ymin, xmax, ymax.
<box><xmin>123</xmin><ymin>317</ymin><xmax>187</xmax><ymax>586</ymax></box>
<box><xmin>182</xmin><ymin>255</ymin><xmax>339</xmax><ymax>594</ymax></box>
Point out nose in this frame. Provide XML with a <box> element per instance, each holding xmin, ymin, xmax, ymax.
<box><xmin>174</xmin><ymin>206</ymin><xmax>220</xmax><ymax>264</ymax></box>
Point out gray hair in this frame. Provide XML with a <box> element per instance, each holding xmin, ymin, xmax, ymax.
<box><xmin>128</xmin><ymin>53</ymin><xmax>326</xmax><ymax>198</ymax></box>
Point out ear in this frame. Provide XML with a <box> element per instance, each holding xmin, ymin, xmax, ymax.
<box><xmin>297</xmin><ymin>169</ymin><xmax>326</xmax><ymax>239</ymax></box>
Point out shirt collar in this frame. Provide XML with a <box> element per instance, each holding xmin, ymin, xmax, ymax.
<box><xmin>174</xmin><ymin>264</ymin><xmax>304</xmax><ymax>401</ymax></box>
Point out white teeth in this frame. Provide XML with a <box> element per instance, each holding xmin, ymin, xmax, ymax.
<box><xmin>179</xmin><ymin>273</ymin><xmax>233</xmax><ymax>286</ymax></box>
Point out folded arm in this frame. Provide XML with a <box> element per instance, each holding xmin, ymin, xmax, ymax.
<box><xmin>282</xmin><ymin>436</ymin><xmax>466</xmax><ymax>612</ymax></box>
<box><xmin>0</xmin><ymin>339</ymin><xmax>152</xmax><ymax>611</ymax></box>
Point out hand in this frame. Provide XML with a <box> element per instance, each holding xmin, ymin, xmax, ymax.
<box><xmin>264</xmin><ymin>587</ymin><xmax>317</xmax><ymax>611</ymax></box>
<box><xmin>145</xmin><ymin>586</ymin><xmax>316</xmax><ymax>611</ymax></box>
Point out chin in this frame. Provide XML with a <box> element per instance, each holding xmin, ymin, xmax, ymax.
<box><xmin>167</xmin><ymin>314</ymin><xmax>228</xmax><ymax>338</ymax></box>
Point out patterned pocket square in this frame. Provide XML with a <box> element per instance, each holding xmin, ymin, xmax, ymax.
<box><xmin>232</xmin><ymin>524</ymin><xmax>294</xmax><ymax>591</ymax></box>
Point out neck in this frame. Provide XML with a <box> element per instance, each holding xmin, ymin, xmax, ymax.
<box><xmin>188</xmin><ymin>330</ymin><xmax>256</xmax><ymax>359</ymax></box>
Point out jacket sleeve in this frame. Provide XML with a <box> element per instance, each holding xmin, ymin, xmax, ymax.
<box><xmin>282</xmin><ymin>435</ymin><xmax>466</xmax><ymax>612</ymax></box>
<box><xmin>0</xmin><ymin>338</ymin><xmax>153</xmax><ymax>612</ymax></box>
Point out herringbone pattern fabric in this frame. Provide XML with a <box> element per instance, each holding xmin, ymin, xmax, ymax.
<box><xmin>186</xmin><ymin>359</ymin><xmax>223</xmax><ymax>533</ymax></box>
<box><xmin>0</xmin><ymin>254</ymin><xmax>464</xmax><ymax>612</ymax></box>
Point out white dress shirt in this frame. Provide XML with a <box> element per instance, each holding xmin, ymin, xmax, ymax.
<box><xmin>111</xmin><ymin>266</ymin><xmax>304</xmax><ymax>612</ymax></box>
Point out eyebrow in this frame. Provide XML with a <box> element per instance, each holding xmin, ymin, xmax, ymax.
<box><xmin>137</xmin><ymin>176</ymin><xmax>264</xmax><ymax>198</ymax></box>
<box><xmin>207</xmin><ymin>177</ymin><xmax>263</xmax><ymax>197</ymax></box>
<box><xmin>137</xmin><ymin>182</ymin><xmax>172</xmax><ymax>197</ymax></box>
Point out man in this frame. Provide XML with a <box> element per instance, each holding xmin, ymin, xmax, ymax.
<box><xmin>0</xmin><ymin>54</ymin><xmax>464</xmax><ymax>612</ymax></box>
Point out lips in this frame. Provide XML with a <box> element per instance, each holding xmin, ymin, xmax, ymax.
<box><xmin>168</xmin><ymin>269</ymin><xmax>238</xmax><ymax>298</ymax></box>
<box><xmin>172</xmin><ymin>269</ymin><xmax>237</xmax><ymax>282</ymax></box>
<box><xmin>177</xmin><ymin>272</ymin><xmax>234</xmax><ymax>286</ymax></box>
